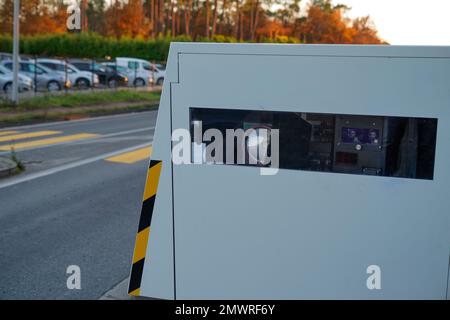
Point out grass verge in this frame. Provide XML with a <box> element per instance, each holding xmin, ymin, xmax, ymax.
<box><xmin>0</xmin><ymin>103</ymin><xmax>158</xmax><ymax>127</ymax></box>
<box><xmin>0</xmin><ymin>90</ymin><xmax>161</xmax><ymax>111</ymax></box>
<box><xmin>0</xmin><ymin>90</ymin><xmax>160</xmax><ymax>126</ymax></box>
<box><xmin>10</xmin><ymin>147</ymin><xmax>25</xmax><ymax>172</ymax></box>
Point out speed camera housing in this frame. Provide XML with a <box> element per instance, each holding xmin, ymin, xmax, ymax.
<box><xmin>129</xmin><ymin>43</ymin><xmax>450</xmax><ymax>299</ymax></box>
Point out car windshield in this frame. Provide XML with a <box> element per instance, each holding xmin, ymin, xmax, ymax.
<box><xmin>93</xmin><ymin>63</ymin><xmax>106</xmax><ymax>72</ymax></box>
<box><xmin>26</xmin><ymin>63</ymin><xmax>44</xmax><ymax>74</ymax></box>
<box><xmin>48</xmin><ymin>62</ymin><xmax>66</xmax><ymax>72</ymax></box>
<box><xmin>105</xmin><ymin>65</ymin><xmax>127</xmax><ymax>74</ymax></box>
<box><xmin>67</xmin><ymin>63</ymin><xmax>82</xmax><ymax>72</ymax></box>
<box><xmin>142</xmin><ymin>62</ymin><xmax>154</xmax><ymax>71</ymax></box>
<box><xmin>116</xmin><ymin>66</ymin><xmax>128</xmax><ymax>73</ymax></box>
<box><xmin>66</xmin><ymin>66</ymin><xmax>77</xmax><ymax>73</ymax></box>
<box><xmin>0</xmin><ymin>65</ymin><xmax>11</xmax><ymax>74</ymax></box>
<box><xmin>36</xmin><ymin>63</ymin><xmax>52</xmax><ymax>74</ymax></box>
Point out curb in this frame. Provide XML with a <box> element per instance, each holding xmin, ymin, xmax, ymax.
<box><xmin>0</xmin><ymin>103</ymin><xmax>159</xmax><ymax>128</ymax></box>
<box><xmin>0</xmin><ymin>156</ymin><xmax>18</xmax><ymax>178</ymax></box>
<box><xmin>99</xmin><ymin>277</ymin><xmax>152</xmax><ymax>300</ymax></box>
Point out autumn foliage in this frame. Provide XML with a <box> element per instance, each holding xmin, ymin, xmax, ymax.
<box><xmin>0</xmin><ymin>0</ymin><xmax>384</xmax><ymax>45</ymax></box>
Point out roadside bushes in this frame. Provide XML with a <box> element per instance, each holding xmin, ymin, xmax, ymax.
<box><xmin>0</xmin><ymin>33</ymin><xmax>302</xmax><ymax>61</ymax></box>
<box><xmin>0</xmin><ymin>33</ymin><xmax>191</xmax><ymax>61</ymax></box>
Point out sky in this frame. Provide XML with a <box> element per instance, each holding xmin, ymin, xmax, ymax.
<box><xmin>321</xmin><ymin>0</ymin><xmax>450</xmax><ymax>45</ymax></box>
<box><xmin>93</xmin><ymin>0</ymin><xmax>450</xmax><ymax>45</ymax></box>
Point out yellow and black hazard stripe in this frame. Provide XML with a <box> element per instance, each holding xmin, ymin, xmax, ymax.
<box><xmin>128</xmin><ymin>159</ymin><xmax>162</xmax><ymax>296</ymax></box>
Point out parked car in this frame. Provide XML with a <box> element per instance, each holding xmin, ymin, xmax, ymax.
<box><xmin>1</xmin><ymin>60</ymin><xmax>68</xmax><ymax>92</ymax></box>
<box><xmin>152</xmin><ymin>63</ymin><xmax>165</xmax><ymax>85</ymax></box>
<box><xmin>0</xmin><ymin>52</ymin><xmax>12</xmax><ymax>62</ymax></box>
<box><xmin>37</xmin><ymin>58</ymin><xmax>99</xmax><ymax>89</ymax></box>
<box><xmin>69</xmin><ymin>59</ymin><xmax>128</xmax><ymax>87</ymax></box>
<box><xmin>0</xmin><ymin>53</ymin><xmax>33</xmax><ymax>62</ymax></box>
<box><xmin>116</xmin><ymin>57</ymin><xmax>165</xmax><ymax>86</ymax></box>
<box><xmin>101</xmin><ymin>62</ymin><xmax>153</xmax><ymax>87</ymax></box>
<box><xmin>0</xmin><ymin>65</ymin><xmax>34</xmax><ymax>93</ymax></box>
<box><xmin>155</xmin><ymin>63</ymin><xmax>166</xmax><ymax>71</ymax></box>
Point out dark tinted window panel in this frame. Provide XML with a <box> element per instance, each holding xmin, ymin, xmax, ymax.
<box><xmin>190</xmin><ymin>108</ymin><xmax>438</xmax><ymax>180</ymax></box>
<box><xmin>73</xmin><ymin>63</ymin><xmax>89</xmax><ymax>71</ymax></box>
<box><xmin>40</xmin><ymin>63</ymin><xmax>56</xmax><ymax>70</ymax></box>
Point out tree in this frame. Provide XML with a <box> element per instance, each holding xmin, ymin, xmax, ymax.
<box><xmin>205</xmin><ymin>0</ymin><xmax>210</xmax><ymax>38</ymax></box>
<box><xmin>87</xmin><ymin>0</ymin><xmax>107</xmax><ymax>35</ymax></box>
<box><xmin>81</xmin><ymin>0</ymin><xmax>88</xmax><ymax>32</ymax></box>
<box><xmin>0</xmin><ymin>0</ymin><xmax>14</xmax><ymax>34</ymax></box>
<box><xmin>0</xmin><ymin>0</ymin><xmax>384</xmax><ymax>44</ymax></box>
<box><xmin>350</xmin><ymin>16</ymin><xmax>383</xmax><ymax>44</ymax></box>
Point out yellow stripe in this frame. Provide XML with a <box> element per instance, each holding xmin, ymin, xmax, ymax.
<box><xmin>0</xmin><ymin>130</ymin><xmax>60</xmax><ymax>142</ymax></box>
<box><xmin>0</xmin><ymin>133</ymin><xmax>99</xmax><ymax>151</ymax></box>
<box><xmin>129</xmin><ymin>288</ymin><xmax>140</xmax><ymax>296</ymax></box>
<box><xmin>0</xmin><ymin>131</ymin><xmax>18</xmax><ymax>136</ymax></box>
<box><xmin>132</xmin><ymin>227</ymin><xmax>150</xmax><ymax>264</ymax></box>
<box><xmin>105</xmin><ymin>146</ymin><xmax>152</xmax><ymax>164</ymax></box>
<box><xmin>143</xmin><ymin>161</ymin><xmax>162</xmax><ymax>201</ymax></box>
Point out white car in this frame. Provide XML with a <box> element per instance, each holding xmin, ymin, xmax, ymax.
<box><xmin>116</xmin><ymin>57</ymin><xmax>165</xmax><ymax>86</ymax></box>
<box><xmin>0</xmin><ymin>64</ymin><xmax>33</xmax><ymax>93</ymax></box>
<box><xmin>37</xmin><ymin>58</ymin><xmax>99</xmax><ymax>89</ymax></box>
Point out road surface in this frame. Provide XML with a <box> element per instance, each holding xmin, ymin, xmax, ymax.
<box><xmin>0</xmin><ymin>111</ymin><xmax>157</xmax><ymax>299</ymax></box>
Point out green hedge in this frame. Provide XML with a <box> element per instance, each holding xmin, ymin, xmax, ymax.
<box><xmin>0</xmin><ymin>33</ymin><xmax>193</xmax><ymax>61</ymax></box>
<box><xmin>0</xmin><ymin>33</ymin><xmax>301</xmax><ymax>62</ymax></box>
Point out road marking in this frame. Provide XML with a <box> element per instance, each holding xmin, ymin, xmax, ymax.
<box><xmin>69</xmin><ymin>128</ymin><xmax>154</xmax><ymax>145</ymax></box>
<box><xmin>0</xmin><ymin>127</ymin><xmax>155</xmax><ymax>155</ymax></box>
<box><xmin>0</xmin><ymin>142</ymin><xmax>152</xmax><ymax>190</ymax></box>
<box><xmin>105</xmin><ymin>146</ymin><xmax>152</xmax><ymax>164</ymax></box>
<box><xmin>0</xmin><ymin>133</ymin><xmax>99</xmax><ymax>151</ymax></box>
<box><xmin>0</xmin><ymin>130</ymin><xmax>61</xmax><ymax>142</ymax></box>
<box><xmin>0</xmin><ymin>131</ymin><xmax>18</xmax><ymax>136</ymax></box>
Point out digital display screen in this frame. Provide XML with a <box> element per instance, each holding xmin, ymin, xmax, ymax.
<box><xmin>341</xmin><ymin>127</ymin><xmax>380</xmax><ymax>145</ymax></box>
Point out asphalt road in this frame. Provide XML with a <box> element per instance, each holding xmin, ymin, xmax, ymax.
<box><xmin>0</xmin><ymin>111</ymin><xmax>157</xmax><ymax>299</ymax></box>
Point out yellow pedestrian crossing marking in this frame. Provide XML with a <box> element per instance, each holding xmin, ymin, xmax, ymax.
<box><xmin>0</xmin><ymin>131</ymin><xmax>19</xmax><ymax>136</ymax></box>
<box><xmin>105</xmin><ymin>146</ymin><xmax>152</xmax><ymax>164</ymax></box>
<box><xmin>0</xmin><ymin>133</ymin><xmax>99</xmax><ymax>151</ymax></box>
<box><xmin>0</xmin><ymin>130</ymin><xmax>61</xmax><ymax>142</ymax></box>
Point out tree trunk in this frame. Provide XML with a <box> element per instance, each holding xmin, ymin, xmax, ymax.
<box><xmin>234</xmin><ymin>0</ymin><xmax>240</xmax><ymax>39</ymax></box>
<box><xmin>239</xmin><ymin>11</ymin><xmax>243</xmax><ymax>41</ymax></box>
<box><xmin>218</xmin><ymin>0</ymin><xmax>227</xmax><ymax>35</ymax></box>
<box><xmin>184</xmin><ymin>0</ymin><xmax>192</xmax><ymax>37</ymax></box>
<box><xmin>150</xmin><ymin>0</ymin><xmax>155</xmax><ymax>36</ymax></box>
<box><xmin>250</xmin><ymin>0</ymin><xmax>259</xmax><ymax>41</ymax></box>
<box><xmin>153</xmin><ymin>0</ymin><xmax>158</xmax><ymax>36</ymax></box>
<box><xmin>205</xmin><ymin>0</ymin><xmax>210</xmax><ymax>38</ymax></box>
<box><xmin>81</xmin><ymin>0</ymin><xmax>88</xmax><ymax>32</ymax></box>
<box><xmin>159</xmin><ymin>0</ymin><xmax>164</xmax><ymax>36</ymax></box>
<box><xmin>211</xmin><ymin>0</ymin><xmax>218</xmax><ymax>37</ymax></box>
<box><xmin>176</xmin><ymin>9</ymin><xmax>180</xmax><ymax>35</ymax></box>
<box><xmin>171</xmin><ymin>1</ymin><xmax>176</xmax><ymax>37</ymax></box>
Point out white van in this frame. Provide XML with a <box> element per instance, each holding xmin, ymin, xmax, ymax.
<box><xmin>116</xmin><ymin>57</ymin><xmax>165</xmax><ymax>86</ymax></box>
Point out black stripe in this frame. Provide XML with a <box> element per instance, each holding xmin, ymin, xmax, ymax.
<box><xmin>128</xmin><ymin>258</ymin><xmax>145</xmax><ymax>293</ymax></box>
<box><xmin>149</xmin><ymin>159</ymin><xmax>161</xmax><ymax>169</ymax></box>
<box><xmin>138</xmin><ymin>195</ymin><xmax>155</xmax><ymax>232</ymax></box>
